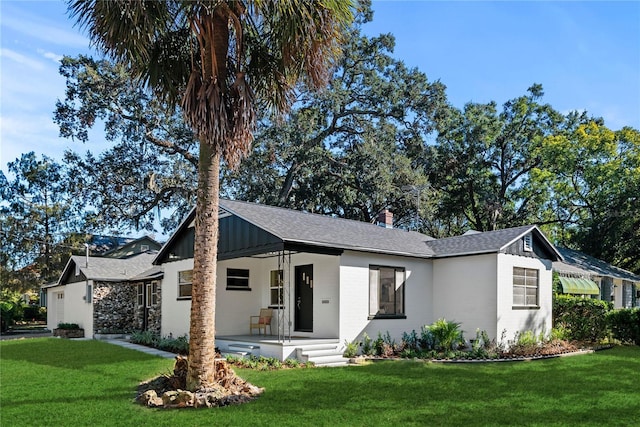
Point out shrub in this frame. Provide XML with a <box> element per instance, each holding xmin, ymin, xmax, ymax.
<box><xmin>401</xmin><ymin>330</ymin><xmax>420</xmax><ymax>352</ymax></box>
<box><xmin>130</xmin><ymin>330</ymin><xmax>158</xmax><ymax>346</ymax></box>
<box><xmin>607</xmin><ymin>308</ymin><xmax>640</xmax><ymax>345</ymax></box>
<box><xmin>57</xmin><ymin>323</ymin><xmax>80</xmax><ymax>330</ymax></box>
<box><xmin>0</xmin><ymin>290</ymin><xmax>24</xmax><ymax>332</ymax></box>
<box><xmin>553</xmin><ymin>295</ymin><xmax>611</xmax><ymax>342</ymax></box>
<box><xmin>361</xmin><ymin>332</ymin><xmax>374</xmax><ymax>356</ymax></box>
<box><xmin>428</xmin><ymin>318</ymin><xmax>465</xmax><ymax>352</ymax></box>
<box><xmin>343</xmin><ymin>339</ymin><xmax>359</xmax><ymax>358</ymax></box>
<box><xmin>509</xmin><ymin>330</ymin><xmax>540</xmax><ymax>356</ymax></box>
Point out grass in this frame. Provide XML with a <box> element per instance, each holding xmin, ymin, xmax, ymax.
<box><xmin>1</xmin><ymin>339</ymin><xmax>640</xmax><ymax>426</ymax></box>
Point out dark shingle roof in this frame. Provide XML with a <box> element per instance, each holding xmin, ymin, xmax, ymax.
<box><xmin>426</xmin><ymin>225</ymin><xmax>538</xmax><ymax>257</ymax></box>
<box><xmin>62</xmin><ymin>252</ymin><xmax>156</xmax><ymax>283</ymax></box>
<box><xmin>156</xmin><ymin>200</ymin><xmax>561</xmax><ymax>263</ymax></box>
<box><xmin>220</xmin><ymin>199</ymin><xmax>436</xmax><ymax>258</ymax></box>
<box><xmin>554</xmin><ymin>247</ymin><xmax>640</xmax><ymax>282</ymax></box>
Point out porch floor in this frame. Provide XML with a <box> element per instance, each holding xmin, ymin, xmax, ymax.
<box><xmin>217</xmin><ymin>335</ymin><xmax>339</xmax><ymax>347</ymax></box>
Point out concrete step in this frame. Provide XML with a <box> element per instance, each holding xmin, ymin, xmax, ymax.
<box><xmin>306</xmin><ymin>354</ymin><xmax>349</xmax><ymax>367</ymax></box>
<box><xmin>296</xmin><ymin>343</ymin><xmax>349</xmax><ymax>367</ymax></box>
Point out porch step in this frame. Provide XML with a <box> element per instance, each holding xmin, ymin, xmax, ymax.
<box><xmin>296</xmin><ymin>343</ymin><xmax>349</xmax><ymax>367</ymax></box>
<box><xmin>226</xmin><ymin>343</ymin><xmax>260</xmax><ymax>358</ymax></box>
<box><xmin>222</xmin><ymin>350</ymin><xmax>251</xmax><ymax>358</ymax></box>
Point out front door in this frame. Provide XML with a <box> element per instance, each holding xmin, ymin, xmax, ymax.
<box><xmin>295</xmin><ymin>264</ymin><xmax>313</xmax><ymax>332</ymax></box>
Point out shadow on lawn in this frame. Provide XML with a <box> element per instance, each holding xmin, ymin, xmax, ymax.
<box><xmin>0</xmin><ymin>337</ymin><xmax>159</xmax><ymax>369</ymax></box>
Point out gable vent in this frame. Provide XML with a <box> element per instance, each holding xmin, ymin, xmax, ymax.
<box><xmin>523</xmin><ymin>234</ymin><xmax>533</xmax><ymax>252</ymax></box>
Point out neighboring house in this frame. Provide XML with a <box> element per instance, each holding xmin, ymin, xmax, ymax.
<box><xmin>553</xmin><ymin>247</ymin><xmax>640</xmax><ymax>309</ymax></box>
<box><xmin>153</xmin><ymin>199</ymin><xmax>562</xmax><ymax>360</ymax></box>
<box><xmin>44</xmin><ymin>239</ymin><xmax>162</xmax><ymax>337</ymax></box>
<box><xmin>102</xmin><ymin>236</ymin><xmax>162</xmax><ymax>259</ymax></box>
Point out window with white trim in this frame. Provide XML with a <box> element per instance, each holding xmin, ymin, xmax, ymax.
<box><xmin>227</xmin><ymin>268</ymin><xmax>250</xmax><ymax>290</ymax></box>
<box><xmin>369</xmin><ymin>266</ymin><xmax>405</xmax><ymax>318</ymax></box>
<box><xmin>178</xmin><ymin>270</ymin><xmax>193</xmax><ymax>299</ymax></box>
<box><xmin>513</xmin><ymin>267</ymin><xmax>538</xmax><ymax>307</ymax></box>
<box><xmin>270</xmin><ymin>270</ymin><xmax>283</xmax><ymax>307</ymax></box>
<box><xmin>151</xmin><ymin>281</ymin><xmax>159</xmax><ymax>305</ymax></box>
<box><xmin>136</xmin><ymin>283</ymin><xmax>144</xmax><ymax>306</ymax></box>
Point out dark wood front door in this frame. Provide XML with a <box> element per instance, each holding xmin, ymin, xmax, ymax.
<box><xmin>295</xmin><ymin>264</ymin><xmax>313</xmax><ymax>332</ymax></box>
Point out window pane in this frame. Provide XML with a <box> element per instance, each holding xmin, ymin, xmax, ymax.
<box><xmin>379</xmin><ymin>268</ymin><xmax>395</xmax><ymax>314</ymax></box>
<box><xmin>514</xmin><ymin>275</ymin><xmax>526</xmax><ymax>286</ymax></box>
<box><xmin>513</xmin><ymin>286</ymin><xmax>525</xmax><ymax>305</ymax></box>
<box><xmin>513</xmin><ymin>267</ymin><xmax>526</xmax><ymax>277</ymax></box>
<box><xmin>395</xmin><ymin>269</ymin><xmax>405</xmax><ymax>314</ymax></box>
<box><xmin>227</xmin><ymin>277</ymin><xmax>249</xmax><ymax>287</ymax></box>
<box><xmin>179</xmin><ymin>270</ymin><xmax>193</xmax><ymax>284</ymax></box>
<box><xmin>228</xmin><ymin>268</ymin><xmax>249</xmax><ymax>278</ymax></box>
<box><xmin>270</xmin><ymin>270</ymin><xmax>283</xmax><ymax>286</ymax></box>
<box><xmin>179</xmin><ymin>284</ymin><xmax>192</xmax><ymax>298</ymax></box>
<box><xmin>137</xmin><ymin>284</ymin><xmax>143</xmax><ymax>306</ymax></box>
<box><xmin>369</xmin><ymin>268</ymin><xmax>379</xmax><ymax>316</ymax></box>
<box><xmin>526</xmin><ymin>287</ymin><xmax>538</xmax><ymax>305</ymax></box>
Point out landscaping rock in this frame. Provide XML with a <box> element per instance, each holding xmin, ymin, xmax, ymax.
<box><xmin>136</xmin><ymin>357</ymin><xmax>264</xmax><ymax>409</ymax></box>
<box><xmin>137</xmin><ymin>390</ymin><xmax>163</xmax><ymax>407</ymax></box>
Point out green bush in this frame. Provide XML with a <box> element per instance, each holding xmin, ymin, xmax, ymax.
<box><xmin>428</xmin><ymin>318</ymin><xmax>465</xmax><ymax>352</ymax></box>
<box><xmin>1</xmin><ymin>290</ymin><xmax>24</xmax><ymax>332</ymax></box>
<box><xmin>607</xmin><ymin>308</ymin><xmax>640</xmax><ymax>345</ymax></box>
<box><xmin>553</xmin><ymin>295</ymin><xmax>611</xmax><ymax>342</ymax></box>
<box><xmin>343</xmin><ymin>339</ymin><xmax>359</xmax><ymax>358</ymax></box>
<box><xmin>130</xmin><ymin>331</ymin><xmax>190</xmax><ymax>355</ymax></box>
<box><xmin>57</xmin><ymin>322</ymin><xmax>80</xmax><ymax>330</ymax></box>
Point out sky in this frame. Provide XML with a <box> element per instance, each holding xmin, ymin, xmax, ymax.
<box><xmin>1</xmin><ymin>0</ymin><xmax>639</xmax><ymax>178</ymax></box>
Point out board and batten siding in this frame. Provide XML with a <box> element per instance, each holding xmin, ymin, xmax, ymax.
<box><xmin>496</xmin><ymin>253</ymin><xmax>553</xmax><ymax>342</ymax></box>
<box><xmin>432</xmin><ymin>253</ymin><xmax>499</xmax><ymax>340</ymax></box>
<box><xmin>339</xmin><ymin>251</ymin><xmax>433</xmax><ymax>345</ymax></box>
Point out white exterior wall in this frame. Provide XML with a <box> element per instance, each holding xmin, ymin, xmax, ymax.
<box><xmin>339</xmin><ymin>251</ymin><xmax>433</xmax><ymax>344</ymax></box>
<box><xmin>496</xmin><ymin>253</ymin><xmax>553</xmax><ymax>343</ymax></box>
<box><xmin>160</xmin><ymin>253</ymin><xmax>341</xmax><ymax>339</ymax></box>
<box><xmin>47</xmin><ymin>281</ymin><xmax>94</xmax><ymax>335</ymax></box>
<box><xmin>161</xmin><ymin>258</ymin><xmax>194</xmax><ymax>337</ymax></box>
<box><xmin>432</xmin><ymin>254</ymin><xmax>498</xmax><ymax>340</ymax></box>
<box><xmin>46</xmin><ymin>286</ymin><xmax>65</xmax><ymax>331</ymax></box>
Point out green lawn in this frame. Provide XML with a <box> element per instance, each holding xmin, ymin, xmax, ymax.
<box><xmin>1</xmin><ymin>339</ymin><xmax>639</xmax><ymax>426</ymax></box>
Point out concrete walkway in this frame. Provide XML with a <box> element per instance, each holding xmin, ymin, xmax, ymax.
<box><xmin>104</xmin><ymin>339</ymin><xmax>178</xmax><ymax>359</ymax></box>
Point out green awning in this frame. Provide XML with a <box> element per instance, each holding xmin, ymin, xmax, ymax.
<box><xmin>559</xmin><ymin>276</ymin><xmax>600</xmax><ymax>295</ymax></box>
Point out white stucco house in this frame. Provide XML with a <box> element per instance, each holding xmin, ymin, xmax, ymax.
<box><xmin>153</xmin><ymin>199</ymin><xmax>562</xmax><ymax>362</ymax></box>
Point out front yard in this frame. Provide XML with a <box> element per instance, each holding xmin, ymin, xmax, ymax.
<box><xmin>1</xmin><ymin>338</ymin><xmax>639</xmax><ymax>426</ymax></box>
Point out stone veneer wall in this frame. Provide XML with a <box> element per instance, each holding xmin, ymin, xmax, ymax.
<box><xmin>93</xmin><ymin>281</ymin><xmax>137</xmax><ymax>334</ymax></box>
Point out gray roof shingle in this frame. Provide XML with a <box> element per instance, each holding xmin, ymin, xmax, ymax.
<box><xmin>425</xmin><ymin>225</ymin><xmax>537</xmax><ymax>257</ymax></box>
<box><xmin>553</xmin><ymin>247</ymin><xmax>640</xmax><ymax>282</ymax></box>
<box><xmin>220</xmin><ymin>199</ymin><xmax>437</xmax><ymax>258</ymax></box>
<box><xmin>66</xmin><ymin>252</ymin><xmax>156</xmax><ymax>282</ymax></box>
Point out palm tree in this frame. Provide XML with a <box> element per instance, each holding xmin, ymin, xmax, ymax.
<box><xmin>68</xmin><ymin>0</ymin><xmax>353</xmax><ymax>391</ymax></box>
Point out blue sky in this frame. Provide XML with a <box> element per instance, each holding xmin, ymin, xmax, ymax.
<box><xmin>2</xmin><ymin>1</ymin><xmax>639</xmax><ymax>176</ymax></box>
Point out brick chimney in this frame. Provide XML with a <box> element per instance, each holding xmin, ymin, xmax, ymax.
<box><xmin>377</xmin><ymin>209</ymin><xmax>393</xmax><ymax>228</ymax></box>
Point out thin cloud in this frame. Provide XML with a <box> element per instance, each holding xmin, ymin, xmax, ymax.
<box><xmin>1</xmin><ymin>3</ymin><xmax>90</xmax><ymax>49</ymax></box>
<box><xmin>38</xmin><ymin>49</ymin><xmax>63</xmax><ymax>63</ymax></box>
<box><xmin>0</xmin><ymin>48</ymin><xmax>45</xmax><ymax>71</ymax></box>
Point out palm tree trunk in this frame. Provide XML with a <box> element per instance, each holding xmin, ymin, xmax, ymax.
<box><xmin>187</xmin><ymin>141</ymin><xmax>220</xmax><ymax>391</ymax></box>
